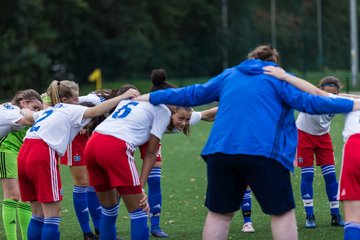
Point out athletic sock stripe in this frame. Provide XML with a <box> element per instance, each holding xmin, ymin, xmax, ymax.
<box><xmin>3</xmin><ymin>199</ymin><xmax>18</xmax><ymax>207</ymax></box>
<box><xmin>101</xmin><ymin>205</ymin><xmax>119</xmax><ymax>216</ymax></box>
<box><xmin>148</xmin><ymin>174</ymin><xmax>161</xmax><ymax>178</ymax></box>
<box><xmin>129</xmin><ymin>210</ymin><xmax>148</xmax><ymax>220</ymax></box>
<box><xmin>17</xmin><ymin>202</ymin><xmax>31</xmax><ymax>211</ymax></box>
<box><xmin>86</xmin><ymin>186</ymin><xmax>96</xmax><ymax>192</ymax></box>
<box><xmin>32</xmin><ymin>215</ymin><xmax>45</xmax><ymax>223</ymax></box>
<box><xmin>73</xmin><ymin>186</ymin><xmax>87</xmax><ymax>193</ymax></box>
<box><xmin>345</xmin><ymin>222</ymin><xmax>360</xmax><ymax>229</ymax></box>
<box><xmin>44</xmin><ymin>217</ymin><xmax>61</xmax><ymax>225</ymax></box>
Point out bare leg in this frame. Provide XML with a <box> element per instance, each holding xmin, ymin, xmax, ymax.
<box><xmin>202</xmin><ymin>210</ymin><xmax>234</xmax><ymax>240</ymax></box>
<box><xmin>29</xmin><ymin>201</ymin><xmax>43</xmax><ymax>217</ymax></box>
<box><xmin>41</xmin><ymin>201</ymin><xmax>61</xmax><ymax>218</ymax></box>
<box><xmin>343</xmin><ymin>200</ymin><xmax>360</xmax><ymax>222</ymax></box>
<box><xmin>96</xmin><ymin>189</ymin><xmax>118</xmax><ymax>208</ymax></box>
<box><xmin>271</xmin><ymin>209</ymin><xmax>298</xmax><ymax>240</ymax></box>
<box><xmin>70</xmin><ymin>166</ymin><xmax>89</xmax><ymax>186</ymax></box>
<box><xmin>2</xmin><ymin>178</ymin><xmax>21</xmax><ymax>200</ymax></box>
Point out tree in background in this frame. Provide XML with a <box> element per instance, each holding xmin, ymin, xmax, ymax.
<box><xmin>0</xmin><ymin>0</ymin><xmax>355</xmax><ymax>99</ymax></box>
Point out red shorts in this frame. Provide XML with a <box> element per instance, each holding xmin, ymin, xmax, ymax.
<box><xmin>60</xmin><ymin>133</ymin><xmax>89</xmax><ymax>166</ymax></box>
<box><xmin>85</xmin><ymin>132</ymin><xmax>142</xmax><ymax>194</ymax></box>
<box><xmin>295</xmin><ymin>129</ymin><xmax>335</xmax><ymax>167</ymax></box>
<box><xmin>139</xmin><ymin>142</ymin><xmax>162</xmax><ymax>162</ymax></box>
<box><xmin>18</xmin><ymin>139</ymin><xmax>63</xmax><ymax>203</ymax></box>
<box><xmin>339</xmin><ymin>134</ymin><xmax>360</xmax><ymax>201</ymax></box>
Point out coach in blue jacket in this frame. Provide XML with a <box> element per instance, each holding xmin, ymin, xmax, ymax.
<box><xmin>135</xmin><ymin>45</ymin><xmax>356</xmax><ymax>240</ymax></box>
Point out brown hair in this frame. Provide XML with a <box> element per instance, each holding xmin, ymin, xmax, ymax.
<box><xmin>11</xmin><ymin>89</ymin><xmax>42</xmax><ymax>108</ymax></box>
<box><xmin>95</xmin><ymin>84</ymin><xmax>139</xmax><ymax>100</ymax></box>
<box><xmin>95</xmin><ymin>84</ymin><xmax>139</xmax><ymax>114</ymax></box>
<box><xmin>150</xmin><ymin>69</ymin><xmax>176</xmax><ymax>92</ymax></box>
<box><xmin>46</xmin><ymin>80</ymin><xmax>79</xmax><ymax>106</ymax></box>
<box><xmin>318</xmin><ymin>76</ymin><xmax>342</xmax><ymax>93</ymax></box>
<box><xmin>248</xmin><ymin>45</ymin><xmax>280</xmax><ymax>64</ymax></box>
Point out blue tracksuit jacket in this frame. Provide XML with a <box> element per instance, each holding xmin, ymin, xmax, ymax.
<box><xmin>149</xmin><ymin>59</ymin><xmax>353</xmax><ymax>172</ymax></box>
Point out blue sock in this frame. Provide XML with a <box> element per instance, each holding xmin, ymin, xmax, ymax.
<box><xmin>100</xmin><ymin>204</ymin><xmax>119</xmax><ymax>240</ymax></box>
<box><xmin>27</xmin><ymin>215</ymin><xmax>44</xmax><ymax>240</ymax></box>
<box><xmin>321</xmin><ymin>165</ymin><xmax>340</xmax><ymax>215</ymax></box>
<box><xmin>87</xmin><ymin>186</ymin><xmax>101</xmax><ymax>233</ymax></box>
<box><xmin>241</xmin><ymin>189</ymin><xmax>252</xmax><ymax>223</ymax></box>
<box><xmin>129</xmin><ymin>208</ymin><xmax>149</xmax><ymax>240</ymax></box>
<box><xmin>345</xmin><ymin>222</ymin><xmax>360</xmax><ymax>240</ymax></box>
<box><xmin>148</xmin><ymin>167</ymin><xmax>162</xmax><ymax>231</ymax></box>
<box><xmin>301</xmin><ymin>166</ymin><xmax>314</xmax><ymax>216</ymax></box>
<box><xmin>41</xmin><ymin>217</ymin><xmax>60</xmax><ymax>240</ymax></box>
<box><xmin>73</xmin><ymin>186</ymin><xmax>92</xmax><ymax>234</ymax></box>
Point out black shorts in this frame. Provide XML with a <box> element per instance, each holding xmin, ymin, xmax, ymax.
<box><xmin>204</xmin><ymin>153</ymin><xmax>295</xmax><ymax>215</ymax></box>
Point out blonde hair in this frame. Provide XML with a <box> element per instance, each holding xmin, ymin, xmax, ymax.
<box><xmin>11</xmin><ymin>89</ymin><xmax>42</xmax><ymax>108</ymax></box>
<box><xmin>46</xmin><ymin>80</ymin><xmax>79</xmax><ymax>106</ymax></box>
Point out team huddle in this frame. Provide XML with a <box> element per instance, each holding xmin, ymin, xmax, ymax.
<box><xmin>1</xmin><ymin>45</ymin><xmax>360</xmax><ymax>240</ymax></box>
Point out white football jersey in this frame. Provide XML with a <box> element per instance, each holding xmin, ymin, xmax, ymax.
<box><xmin>0</xmin><ymin>103</ymin><xmax>24</xmax><ymax>138</ymax></box>
<box><xmin>343</xmin><ymin>110</ymin><xmax>360</xmax><ymax>142</ymax></box>
<box><xmin>25</xmin><ymin>103</ymin><xmax>90</xmax><ymax>156</ymax></box>
<box><xmin>79</xmin><ymin>93</ymin><xmax>105</xmax><ymax>106</ymax></box>
<box><xmin>296</xmin><ymin>112</ymin><xmax>334</xmax><ymax>135</ymax></box>
<box><xmin>190</xmin><ymin>111</ymin><xmax>202</xmax><ymax>125</ymax></box>
<box><xmin>94</xmin><ymin>100</ymin><xmax>171</xmax><ymax>148</ymax></box>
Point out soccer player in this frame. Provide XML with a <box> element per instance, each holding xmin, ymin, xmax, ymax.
<box><xmin>139</xmin><ymin>104</ymin><xmax>217</xmax><ymax>238</ymax></box>
<box><xmin>17</xmin><ymin>80</ymin><xmax>139</xmax><ymax>240</ymax></box>
<box><xmin>240</xmin><ymin>187</ymin><xmax>255</xmax><ymax>233</ymax></box>
<box><xmin>135</xmin><ymin>45</ymin><xmax>360</xmax><ymax>240</ymax></box>
<box><xmin>84</xmin><ymin>98</ymin><xmax>193</xmax><ymax>240</ymax></box>
<box><xmin>295</xmin><ymin>76</ymin><xmax>344</xmax><ymax>228</ymax></box>
<box><xmin>263</xmin><ymin>66</ymin><xmax>360</xmax><ymax>240</ymax></box>
<box><xmin>0</xmin><ymin>89</ymin><xmax>42</xmax><ymax>138</ymax></box>
<box><xmin>339</xmin><ymin>109</ymin><xmax>360</xmax><ymax>240</ymax></box>
<box><xmin>59</xmin><ymin>87</ymin><xmax>134</xmax><ymax>240</ymax></box>
<box><xmin>59</xmin><ymin>102</ymin><xmax>104</xmax><ymax>240</ymax></box>
<box><xmin>142</xmin><ymin>69</ymin><xmax>218</xmax><ymax>238</ymax></box>
<box><xmin>0</xmin><ymin>89</ymin><xmax>43</xmax><ymax>240</ymax></box>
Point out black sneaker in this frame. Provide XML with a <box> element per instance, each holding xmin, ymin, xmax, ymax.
<box><xmin>83</xmin><ymin>232</ymin><xmax>99</xmax><ymax>240</ymax></box>
<box><xmin>331</xmin><ymin>214</ymin><xmax>345</xmax><ymax>227</ymax></box>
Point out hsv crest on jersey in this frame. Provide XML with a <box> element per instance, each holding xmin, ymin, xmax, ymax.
<box><xmin>3</xmin><ymin>103</ymin><xmax>14</xmax><ymax>109</ymax></box>
<box><xmin>74</xmin><ymin>155</ymin><xmax>81</xmax><ymax>162</ymax></box>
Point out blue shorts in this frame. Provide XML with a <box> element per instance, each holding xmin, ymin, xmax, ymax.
<box><xmin>205</xmin><ymin>153</ymin><xmax>295</xmax><ymax>215</ymax></box>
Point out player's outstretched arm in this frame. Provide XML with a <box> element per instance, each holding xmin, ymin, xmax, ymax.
<box><xmin>83</xmin><ymin>88</ymin><xmax>140</xmax><ymax>118</ymax></box>
<box><xmin>200</xmin><ymin>107</ymin><xmax>218</xmax><ymax>122</ymax></box>
<box><xmin>133</xmin><ymin>93</ymin><xmax>150</xmax><ymax>102</ymax></box>
<box><xmin>339</xmin><ymin>93</ymin><xmax>360</xmax><ymax>99</ymax></box>
<box><xmin>263</xmin><ymin>66</ymin><xmax>328</xmax><ymax>96</ymax></box>
<box><xmin>264</xmin><ymin>66</ymin><xmax>360</xmax><ymax>112</ymax></box>
<box><xmin>19</xmin><ymin>108</ymin><xmax>36</xmax><ymax>125</ymax></box>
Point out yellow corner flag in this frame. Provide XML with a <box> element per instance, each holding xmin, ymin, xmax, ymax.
<box><xmin>88</xmin><ymin>68</ymin><xmax>102</xmax><ymax>90</ymax></box>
